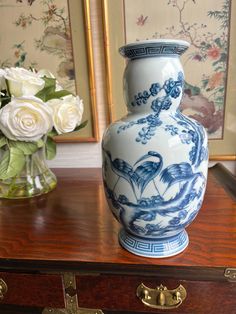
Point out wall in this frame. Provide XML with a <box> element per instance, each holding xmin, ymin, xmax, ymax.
<box><xmin>48</xmin><ymin>0</ymin><xmax>236</xmax><ymax>174</ymax></box>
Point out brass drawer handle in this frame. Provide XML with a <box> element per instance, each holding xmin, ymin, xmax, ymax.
<box><xmin>0</xmin><ymin>279</ymin><xmax>8</xmax><ymax>300</ymax></box>
<box><xmin>136</xmin><ymin>283</ymin><xmax>187</xmax><ymax>310</ymax></box>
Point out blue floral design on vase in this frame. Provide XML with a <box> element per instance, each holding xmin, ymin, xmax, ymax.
<box><xmin>102</xmin><ymin>39</ymin><xmax>208</xmax><ymax>258</ymax></box>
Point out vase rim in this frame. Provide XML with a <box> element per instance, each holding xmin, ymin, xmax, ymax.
<box><xmin>119</xmin><ymin>39</ymin><xmax>190</xmax><ymax>60</ymax></box>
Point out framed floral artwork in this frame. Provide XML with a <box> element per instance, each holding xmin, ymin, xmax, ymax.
<box><xmin>102</xmin><ymin>0</ymin><xmax>236</xmax><ymax>159</ymax></box>
<box><xmin>0</xmin><ymin>0</ymin><xmax>99</xmax><ymax>142</ymax></box>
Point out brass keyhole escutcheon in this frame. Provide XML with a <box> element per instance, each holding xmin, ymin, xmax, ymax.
<box><xmin>0</xmin><ymin>279</ymin><xmax>8</xmax><ymax>300</ymax></box>
<box><xmin>136</xmin><ymin>283</ymin><xmax>187</xmax><ymax>310</ymax></box>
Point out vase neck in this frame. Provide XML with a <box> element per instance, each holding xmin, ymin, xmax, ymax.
<box><xmin>123</xmin><ymin>57</ymin><xmax>184</xmax><ymax>115</ymax></box>
<box><xmin>119</xmin><ymin>39</ymin><xmax>190</xmax><ymax>60</ymax></box>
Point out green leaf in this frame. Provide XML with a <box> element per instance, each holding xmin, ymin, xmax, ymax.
<box><xmin>0</xmin><ymin>151</ymin><xmax>10</xmax><ymax>179</ymax></box>
<box><xmin>43</xmin><ymin>77</ymin><xmax>56</xmax><ymax>89</ymax></box>
<box><xmin>0</xmin><ymin>148</ymin><xmax>25</xmax><ymax>180</ymax></box>
<box><xmin>35</xmin><ymin>76</ymin><xmax>73</xmax><ymax>102</ymax></box>
<box><xmin>20</xmin><ymin>52</ymin><xmax>26</xmax><ymax>62</ymax></box>
<box><xmin>0</xmin><ymin>89</ymin><xmax>11</xmax><ymax>107</ymax></box>
<box><xmin>35</xmin><ymin>77</ymin><xmax>56</xmax><ymax>102</ymax></box>
<box><xmin>214</xmin><ymin>66</ymin><xmax>223</xmax><ymax>72</ymax></box>
<box><xmin>202</xmin><ymin>79</ymin><xmax>209</xmax><ymax>89</ymax></box>
<box><xmin>71</xmin><ymin>120</ymin><xmax>88</xmax><ymax>132</ymax></box>
<box><xmin>184</xmin><ymin>82</ymin><xmax>200</xmax><ymax>96</ymax></box>
<box><xmin>46</xmin><ymin>90</ymin><xmax>72</xmax><ymax>101</ymax></box>
<box><xmin>45</xmin><ymin>137</ymin><xmax>56</xmax><ymax>160</ymax></box>
<box><xmin>205</xmin><ymin>43</ymin><xmax>212</xmax><ymax>49</ymax></box>
<box><xmin>36</xmin><ymin>139</ymin><xmax>45</xmax><ymax>148</ymax></box>
<box><xmin>214</xmin><ymin>37</ymin><xmax>222</xmax><ymax>48</ymax></box>
<box><xmin>47</xmin><ymin>128</ymin><xmax>58</xmax><ymax>138</ymax></box>
<box><xmin>9</xmin><ymin>140</ymin><xmax>38</xmax><ymax>155</ymax></box>
<box><xmin>0</xmin><ymin>136</ymin><xmax>7</xmax><ymax>148</ymax></box>
<box><xmin>0</xmin><ymin>96</ymin><xmax>11</xmax><ymax>108</ymax></box>
<box><xmin>35</xmin><ymin>86</ymin><xmax>55</xmax><ymax>102</ymax></box>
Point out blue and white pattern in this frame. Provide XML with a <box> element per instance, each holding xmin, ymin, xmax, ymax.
<box><xmin>118</xmin><ymin>72</ymin><xmax>184</xmax><ymax>144</ymax></box>
<box><xmin>117</xmin><ymin>73</ymin><xmax>207</xmax><ymax>167</ymax></box>
<box><xmin>119</xmin><ymin>228</ymin><xmax>189</xmax><ymax>258</ymax></box>
<box><xmin>103</xmin><ymin>150</ymin><xmax>206</xmax><ymax>240</ymax></box>
<box><xmin>165</xmin><ymin>111</ymin><xmax>208</xmax><ymax>168</ymax></box>
<box><xmin>102</xmin><ymin>39</ymin><xmax>208</xmax><ymax>258</ymax></box>
<box><xmin>119</xmin><ymin>42</ymin><xmax>189</xmax><ymax>60</ymax></box>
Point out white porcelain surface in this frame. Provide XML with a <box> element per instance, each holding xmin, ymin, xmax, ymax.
<box><xmin>102</xmin><ymin>39</ymin><xmax>208</xmax><ymax>258</ymax></box>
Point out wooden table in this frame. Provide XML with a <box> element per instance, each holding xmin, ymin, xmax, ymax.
<box><xmin>0</xmin><ymin>167</ymin><xmax>235</xmax><ymax>314</ymax></box>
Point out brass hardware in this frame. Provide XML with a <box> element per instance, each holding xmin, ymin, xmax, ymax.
<box><xmin>43</xmin><ymin>273</ymin><xmax>104</xmax><ymax>314</ymax></box>
<box><xmin>136</xmin><ymin>283</ymin><xmax>187</xmax><ymax>310</ymax></box>
<box><xmin>78</xmin><ymin>308</ymin><xmax>104</xmax><ymax>314</ymax></box>
<box><xmin>0</xmin><ymin>279</ymin><xmax>7</xmax><ymax>300</ymax></box>
<box><xmin>63</xmin><ymin>273</ymin><xmax>78</xmax><ymax>314</ymax></box>
<box><xmin>42</xmin><ymin>310</ymin><xmax>66</xmax><ymax>314</ymax></box>
<box><xmin>43</xmin><ymin>308</ymin><xmax>103</xmax><ymax>314</ymax></box>
<box><xmin>224</xmin><ymin>268</ymin><xmax>236</xmax><ymax>282</ymax></box>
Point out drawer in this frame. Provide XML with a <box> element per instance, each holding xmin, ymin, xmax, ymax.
<box><xmin>76</xmin><ymin>274</ymin><xmax>236</xmax><ymax>314</ymax></box>
<box><xmin>0</xmin><ymin>272</ymin><xmax>65</xmax><ymax>308</ymax></box>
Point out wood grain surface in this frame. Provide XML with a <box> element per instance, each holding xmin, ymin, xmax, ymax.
<box><xmin>0</xmin><ymin>272</ymin><xmax>64</xmax><ymax>308</ymax></box>
<box><xmin>76</xmin><ymin>274</ymin><xmax>236</xmax><ymax>314</ymax></box>
<box><xmin>0</xmin><ymin>168</ymin><xmax>235</xmax><ymax>276</ymax></box>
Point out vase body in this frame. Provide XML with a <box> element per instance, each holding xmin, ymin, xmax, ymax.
<box><xmin>0</xmin><ymin>146</ymin><xmax>57</xmax><ymax>199</ymax></box>
<box><xmin>102</xmin><ymin>39</ymin><xmax>208</xmax><ymax>258</ymax></box>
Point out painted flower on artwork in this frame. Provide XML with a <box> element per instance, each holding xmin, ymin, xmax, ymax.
<box><xmin>144</xmin><ymin>0</ymin><xmax>230</xmax><ymax>138</ymax></box>
<box><xmin>207</xmin><ymin>46</ymin><xmax>221</xmax><ymax>60</ymax></box>
<box><xmin>208</xmin><ymin>72</ymin><xmax>224</xmax><ymax>90</ymax></box>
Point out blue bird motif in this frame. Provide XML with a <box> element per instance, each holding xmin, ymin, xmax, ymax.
<box><xmin>103</xmin><ymin>149</ymin><xmax>206</xmax><ymax>237</ymax></box>
<box><xmin>134</xmin><ymin>151</ymin><xmax>163</xmax><ymax>195</ymax></box>
<box><xmin>118</xmin><ymin>166</ymin><xmax>205</xmax><ymax>236</ymax></box>
<box><xmin>104</xmin><ymin>150</ymin><xmax>136</xmax><ymax>196</ymax></box>
<box><xmin>160</xmin><ymin>162</ymin><xmax>193</xmax><ymax>188</ymax></box>
<box><xmin>104</xmin><ymin>150</ymin><xmax>163</xmax><ymax>199</ymax></box>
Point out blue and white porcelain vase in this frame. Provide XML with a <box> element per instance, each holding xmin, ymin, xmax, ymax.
<box><xmin>102</xmin><ymin>39</ymin><xmax>208</xmax><ymax>258</ymax></box>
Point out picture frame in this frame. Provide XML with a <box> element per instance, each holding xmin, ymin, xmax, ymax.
<box><xmin>102</xmin><ymin>0</ymin><xmax>236</xmax><ymax>160</ymax></box>
<box><xmin>0</xmin><ymin>0</ymin><xmax>99</xmax><ymax>142</ymax></box>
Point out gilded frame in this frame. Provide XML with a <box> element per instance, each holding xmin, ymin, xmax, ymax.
<box><xmin>0</xmin><ymin>0</ymin><xmax>99</xmax><ymax>143</ymax></box>
<box><xmin>102</xmin><ymin>0</ymin><xmax>236</xmax><ymax>160</ymax></box>
<box><xmin>55</xmin><ymin>0</ymin><xmax>99</xmax><ymax>142</ymax></box>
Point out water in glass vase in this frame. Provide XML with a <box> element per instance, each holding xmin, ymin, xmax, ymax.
<box><xmin>0</xmin><ymin>147</ymin><xmax>57</xmax><ymax>199</ymax></box>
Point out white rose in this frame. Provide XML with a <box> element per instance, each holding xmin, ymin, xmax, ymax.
<box><xmin>0</xmin><ymin>96</ymin><xmax>53</xmax><ymax>142</ymax></box>
<box><xmin>47</xmin><ymin>95</ymin><xmax>84</xmax><ymax>134</ymax></box>
<box><xmin>0</xmin><ymin>69</ymin><xmax>6</xmax><ymax>91</ymax></box>
<box><xmin>4</xmin><ymin>67</ymin><xmax>45</xmax><ymax>97</ymax></box>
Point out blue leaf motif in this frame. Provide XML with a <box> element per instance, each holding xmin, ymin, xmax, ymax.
<box><xmin>138</xmin><ymin>211</ymin><xmax>157</xmax><ymax>221</ymax></box>
<box><xmin>117</xmin><ymin>72</ymin><xmax>184</xmax><ymax>144</ymax></box>
<box><xmin>169</xmin><ymin>217</ymin><xmax>181</xmax><ymax>225</ymax></box>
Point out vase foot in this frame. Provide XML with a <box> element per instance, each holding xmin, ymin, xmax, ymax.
<box><xmin>118</xmin><ymin>228</ymin><xmax>189</xmax><ymax>258</ymax></box>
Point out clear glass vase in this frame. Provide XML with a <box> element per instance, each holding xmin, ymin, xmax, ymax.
<box><xmin>0</xmin><ymin>146</ymin><xmax>57</xmax><ymax>199</ymax></box>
